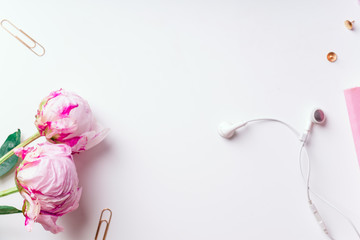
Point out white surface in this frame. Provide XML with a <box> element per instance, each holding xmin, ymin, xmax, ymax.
<box><xmin>1</xmin><ymin>0</ymin><xmax>360</xmax><ymax>239</ymax></box>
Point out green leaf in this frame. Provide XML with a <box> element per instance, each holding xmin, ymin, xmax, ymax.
<box><xmin>0</xmin><ymin>205</ymin><xmax>22</xmax><ymax>214</ymax></box>
<box><xmin>0</xmin><ymin>130</ymin><xmax>21</xmax><ymax>177</ymax></box>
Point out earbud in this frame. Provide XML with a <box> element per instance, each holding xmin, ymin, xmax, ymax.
<box><xmin>300</xmin><ymin>108</ymin><xmax>326</xmax><ymax>142</ymax></box>
<box><xmin>218</xmin><ymin>121</ymin><xmax>247</xmax><ymax>139</ymax></box>
<box><xmin>312</xmin><ymin>109</ymin><xmax>326</xmax><ymax>124</ymax></box>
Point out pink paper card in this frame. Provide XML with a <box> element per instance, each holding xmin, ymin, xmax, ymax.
<box><xmin>344</xmin><ymin>87</ymin><xmax>360</xmax><ymax>166</ymax></box>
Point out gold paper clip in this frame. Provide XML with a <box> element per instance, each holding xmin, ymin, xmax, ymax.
<box><xmin>1</xmin><ymin>19</ymin><xmax>45</xmax><ymax>56</ymax></box>
<box><xmin>95</xmin><ymin>208</ymin><xmax>112</xmax><ymax>240</ymax></box>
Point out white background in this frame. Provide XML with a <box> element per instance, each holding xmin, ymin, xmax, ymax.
<box><xmin>1</xmin><ymin>0</ymin><xmax>360</xmax><ymax>239</ymax></box>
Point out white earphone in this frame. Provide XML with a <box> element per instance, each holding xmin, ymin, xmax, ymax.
<box><xmin>218</xmin><ymin>109</ymin><xmax>360</xmax><ymax>240</ymax></box>
<box><xmin>218</xmin><ymin>108</ymin><xmax>326</xmax><ymax>140</ymax></box>
<box><xmin>300</xmin><ymin>108</ymin><xmax>326</xmax><ymax>142</ymax></box>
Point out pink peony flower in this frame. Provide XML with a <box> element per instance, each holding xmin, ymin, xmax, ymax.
<box><xmin>14</xmin><ymin>142</ymin><xmax>82</xmax><ymax>233</ymax></box>
<box><xmin>35</xmin><ymin>89</ymin><xmax>109</xmax><ymax>153</ymax></box>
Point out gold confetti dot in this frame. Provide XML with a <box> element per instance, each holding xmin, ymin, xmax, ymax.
<box><xmin>327</xmin><ymin>52</ymin><xmax>337</xmax><ymax>62</ymax></box>
<box><xmin>345</xmin><ymin>20</ymin><xmax>355</xmax><ymax>30</ymax></box>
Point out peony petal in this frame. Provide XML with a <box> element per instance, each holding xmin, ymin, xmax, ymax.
<box><xmin>14</xmin><ymin>147</ymin><xmax>35</xmax><ymax>160</ymax></box>
<box><xmin>21</xmin><ymin>191</ymin><xmax>41</xmax><ymax>232</ymax></box>
<box><xmin>85</xmin><ymin>127</ymin><xmax>110</xmax><ymax>151</ymax></box>
<box><xmin>36</xmin><ymin>215</ymin><xmax>63</xmax><ymax>234</ymax></box>
<box><xmin>43</xmin><ymin>118</ymin><xmax>78</xmax><ymax>140</ymax></box>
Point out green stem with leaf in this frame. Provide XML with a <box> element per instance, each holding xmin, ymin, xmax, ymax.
<box><xmin>0</xmin><ymin>188</ymin><xmax>22</xmax><ymax>214</ymax></box>
<box><xmin>0</xmin><ymin>132</ymin><xmax>41</xmax><ymax>165</ymax></box>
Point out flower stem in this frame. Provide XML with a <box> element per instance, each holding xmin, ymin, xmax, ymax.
<box><xmin>0</xmin><ymin>132</ymin><xmax>41</xmax><ymax>165</ymax></box>
<box><xmin>0</xmin><ymin>186</ymin><xmax>18</xmax><ymax>197</ymax></box>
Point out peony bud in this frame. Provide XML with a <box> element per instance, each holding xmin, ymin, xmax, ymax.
<box><xmin>35</xmin><ymin>89</ymin><xmax>109</xmax><ymax>153</ymax></box>
<box><xmin>14</xmin><ymin>143</ymin><xmax>82</xmax><ymax>233</ymax></box>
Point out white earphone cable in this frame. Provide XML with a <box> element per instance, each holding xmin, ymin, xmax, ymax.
<box><xmin>299</xmin><ymin>143</ymin><xmax>335</xmax><ymax>240</ymax></box>
<box><xmin>245</xmin><ymin>118</ymin><xmax>300</xmax><ymax>137</ymax></box>
<box><xmin>245</xmin><ymin>118</ymin><xmax>360</xmax><ymax>239</ymax></box>
<box><xmin>299</xmin><ymin>144</ymin><xmax>360</xmax><ymax>239</ymax></box>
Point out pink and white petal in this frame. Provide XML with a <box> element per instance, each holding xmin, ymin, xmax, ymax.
<box><xmin>36</xmin><ymin>214</ymin><xmax>64</xmax><ymax>234</ymax></box>
<box><xmin>14</xmin><ymin>147</ymin><xmax>35</xmax><ymax>160</ymax></box>
<box><xmin>84</xmin><ymin>127</ymin><xmax>110</xmax><ymax>151</ymax></box>
<box><xmin>25</xmin><ymin>218</ymin><xmax>35</xmax><ymax>232</ymax></box>
<box><xmin>21</xmin><ymin>191</ymin><xmax>41</xmax><ymax>231</ymax></box>
<box><xmin>64</xmin><ymin>136</ymin><xmax>88</xmax><ymax>153</ymax></box>
<box><xmin>45</xmin><ymin>118</ymin><xmax>77</xmax><ymax>140</ymax></box>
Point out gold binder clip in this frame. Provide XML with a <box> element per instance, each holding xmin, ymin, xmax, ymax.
<box><xmin>1</xmin><ymin>19</ymin><xmax>45</xmax><ymax>56</ymax></box>
<box><xmin>95</xmin><ymin>208</ymin><xmax>112</xmax><ymax>240</ymax></box>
